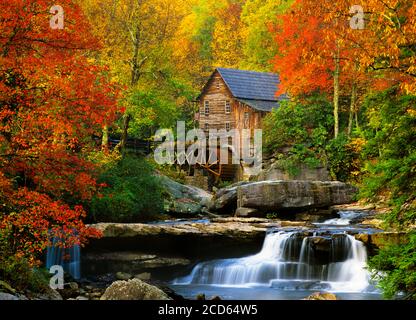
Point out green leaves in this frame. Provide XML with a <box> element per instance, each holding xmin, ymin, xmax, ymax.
<box><xmin>360</xmin><ymin>89</ymin><xmax>416</xmax><ymax>224</ymax></box>
<box><xmin>360</xmin><ymin>89</ymin><xmax>416</xmax><ymax>299</ymax></box>
<box><xmin>90</xmin><ymin>156</ymin><xmax>164</xmax><ymax>223</ymax></box>
<box><xmin>369</xmin><ymin>232</ymin><xmax>416</xmax><ymax>300</ymax></box>
<box><xmin>263</xmin><ymin>93</ymin><xmax>333</xmax><ymax>174</ymax></box>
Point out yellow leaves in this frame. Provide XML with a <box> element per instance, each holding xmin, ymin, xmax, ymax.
<box><xmin>211</xmin><ymin>6</ymin><xmax>245</xmax><ymax>69</ymax></box>
<box><xmin>401</xmin><ymin>82</ymin><xmax>416</xmax><ymax>95</ymax></box>
<box><xmin>87</xmin><ymin>57</ymin><xmax>96</xmax><ymax>65</ymax></box>
<box><xmin>406</xmin><ymin>108</ymin><xmax>416</xmax><ymax>117</ymax></box>
<box><xmin>348</xmin><ymin>138</ymin><xmax>367</xmax><ymax>153</ymax></box>
<box><xmin>78</xmin><ymin>0</ymin><xmax>187</xmax><ymax>88</ymax></box>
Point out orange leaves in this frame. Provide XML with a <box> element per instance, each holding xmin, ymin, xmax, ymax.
<box><xmin>272</xmin><ymin>0</ymin><xmax>416</xmax><ymax>99</ymax></box>
<box><xmin>1</xmin><ymin>188</ymin><xmax>102</xmax><ymax>265</ymax></box>
<box><xmin>0</xmin><ymin>172</ymin><xmax>12</xmax><ymax>197</ymax></box>
<box><xmin>0</xmin><ymin>0</ymin><xmax>100</xmax><ymax>55</ymax></box>
<box><xmin>272</xmin><ymin>3</ymin><xmax>336</xmax><ymax>97</ymax></box>
<box><xmin>0</xmin><ymin>1</ymin><xmax>122</xmax><ymax>198</ymax></box>
<box><xmin>211</xmin><ymin>1</ymin><xmax>244</xmax><ymax>68</ymax></box>
<box><xmin>0</xmin><ymin>1</ymin><xmax>117</xmax><ymax>264</ymax></box>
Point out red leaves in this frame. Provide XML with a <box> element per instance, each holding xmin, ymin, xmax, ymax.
<box><xmin>1</xmin><ymin>187</ymin><xmax>102</xmax><ymax>266</ymax></box>
<box><xmin>0</xmin><ymin>0</ymin><xmax>100</xmax><ymax>57</ymax></box>
<box><xmin>0</xmin><ymin>1</ymin><xmax>122</xmax><ymax>199</ymax></box>
<box><xmin>273</xmin><ymin>0</ymin><xmax>416</xmax><ymax>97</ymax></box>
<box><xmin>272</xmin><ymin>3</ymin><xmax>334</xmax><ymax>97</ymax></box>
<box><xmin>0</xmin><ymin>1</ymin><xmax>120</xmax><ymax>265</ymax></box>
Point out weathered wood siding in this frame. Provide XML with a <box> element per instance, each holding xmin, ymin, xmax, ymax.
<box><xmin>197</xmin><ymin>71</ymin><xmax>267</xmax><ymax>182</ymax></box>
<box><xmin>234</xmin><ymin>101</ymin><xmax>264</xmax><ymax>132</ymax></box>
<box><xmin>199</xmin><ymin>71</ymin><xmax>235</xmax><ymax>132</ymax></box>
<box><xmin>198</xmin><ymin>71</ymin><xmax>264</xmax><ymax>134</ymax></box>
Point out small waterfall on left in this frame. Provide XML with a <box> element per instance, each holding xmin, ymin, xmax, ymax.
<box><xmin>46</xmin><ymin>237</ymin><xmax>81</xmax><ymax>280</ymax></box>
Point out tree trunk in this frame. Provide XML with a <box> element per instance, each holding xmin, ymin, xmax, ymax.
<box><xmin>118</xmin><ymin>114</ymin><xmax>131</xmax><ymax>151</ymax></box>
<box><xmin>333</xmin><ymin>44</ymin><xmax>340</xmax><ymax>139</ymax></box>
<box><xmin>355</xmin><ymin>111</ymin><xmax>360</xmax><ymax>130</ymax></box>
<box><xmin>348</xmin><ymin>82</ymin><xmax>357</xmax><ymax>137</ymax></box>
<box><xmin>119</xmin><ymin>26</ymin><xmax>140</xmax><ymax>151</ymax></box>
<box><xmin>131</xmin><ymin>26</ymin><xmax>141</xmax><ymax>87</ymax></box>
<box><xmin>101</xmin><ymin>124</ymin><xmax>109</xmax><ymax>151</ymax></box>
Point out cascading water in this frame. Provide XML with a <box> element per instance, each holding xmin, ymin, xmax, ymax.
<box><xmin>174</xmin><ymin>230</ymin><xmax>371</xmax><ymax>293</ymax></box>
<box><xmin>46</xmin><ymin>237</ymin><xmax>81</xmax><ymax>280</ymax></box>
<box><xmin>316</xmin><ymin>210</ymin><xmax>364</xmax><ymax>226</ymax></box>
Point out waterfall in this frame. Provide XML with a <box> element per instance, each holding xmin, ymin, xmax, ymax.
<box><xmin>326</xmin><ymin>235</ymin><xmax>369</xmax><ymax>292</ymax></box>
<box><xmin>174</xmin><ymin>231</ymin><xmax>370</xmax><ymax>293</ymax></box>
<box><xmin>46</xmin><ymin>237</ymin><xmax>81</xmax><ymax>280</ymax></box>
<box><xmin>316</xmin><ymin>211</ymin><xmax>363</xmax><ymax>226</ymax></box>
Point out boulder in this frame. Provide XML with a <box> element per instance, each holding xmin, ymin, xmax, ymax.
<box><xmin>92</xmin><ymin>221</ymin><xmax>266</xmax><ymax>243</ymax></box>
<box><xmin>82</xmin><ymin>251</ymin><xmax>191</xmax><ymax>275</ymax></box>
<box><xmin>309</xmin><ymin>236</ymin><xmax>332</xmax><ymax>252</ymax></box>
<box><xmin>196</xmin><ymin>293</ymin><xmax>206</xmax><ymax>300</ymax></box>
<box><xmin>150</xmin><ymin>281</ymin><xmax>186</xmax><ymax>300</ymax></box>
<box><xmin>29</xmin><ymin>287</ymin><xmax>63</xmax><ymax>300</ymax></box>
<box><xmin>237</xmin><ymin>181</ymin><xmax>357</xmax><ymax>213</ymax></box>
<box><xmin>116</xmin><ymin>272</ymin><xmax>133</xmax><ymax>281</ymax></box>
<box><xmin>68</xmin><ymin>282</ymin><xmax>79</xmax><ymax>291</ymax></box>
<box><xmin>209</xmin><ymin>217</ymin><xmax>311</xmax><ymax>228</ymax></box>
<box><xmin>0</xmin><ymin>280</ymin><xmax>16</xmax><ymax>294</ymax></box>
<box><xmin>211</xmin><ymin>217</ymin><xmax>270</xmax><ymax>224</ymax></box>
<box><xmin>135</xmin><ymin>272</ymin><xmax>151</xmax><ymax>281</ymax></box>
<box><xmin>303</xmin><ymin>292</ymin><xmax>338</xmax><ymax>300</ymax></box>
<box><xmin>86</xmin><ymin>221</ymin><xmax>266</xmax><ymax>265</ymax></box>
<box><xmin>160</xmin><ymin>176</ymin><xmax>212</xmax><ymax>215</ymax></box>
<box><xmin>208</xmin><ymin>182</ymin><xmax>251</xmax><ymax>214</ymax></box>
<box><xmin>355</xmin><ymin>231</ymin><xmax>409</xmax><ymax>249</ymax></box>
<box><xmin>279</xmin><ymin>221</ymin><xmax>312</xmax><ymax>228</ymax></box>
<box><xmin>235</xmin><ymin>207</ymin><xmax>260</xmax><ymax>217</ymax></box>
<box><xmin>141</xmin><ymin>257</ymin><xmax>190</xmax><ymax>269</ymax></box>
<box><xmin>0</xmin><ymin>292</ymin><xmax>19</xmax><ymax>300</ymax></box>
<box><xmin>100</xmin><ymin>279</ymin><xmax>170</xmax><ymax>300</ymax></box>
<box><xmin>56</xmin><ymin>282</ymin><xmax>78</xmax><ymax>300</ymax></box>
<box><xmin>256</xmin><ymin>163</ymin><xmax>330</xmax><ymax>182</ymax></box>
<box><xmin>360</xmin><ymin>219</ymin><xmax>384</xmax><ymax>229</ymax></box>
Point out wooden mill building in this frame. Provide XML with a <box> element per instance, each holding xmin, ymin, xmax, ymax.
<box><xmin>191</xmin><ymin>68</ymin><xmax>284</xmax><ymax>187</ymax></box>
<box><xmin>197</xmin><ymin>68</ymin><xmax>282</xmax><ymax>133</ymax></box>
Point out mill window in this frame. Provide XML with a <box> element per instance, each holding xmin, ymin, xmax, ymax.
<box><xmin>204</xmin><ymin>101</ymin><xmax>210</xmax><ymax>116</ymax></box>
<box><xmin>225</xmin><ymin>101</ymin><xmax>231</xmax><ymax>114</ymax></box>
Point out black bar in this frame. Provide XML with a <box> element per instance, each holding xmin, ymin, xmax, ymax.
<box><xmin>2</xmin><ymin>300</ymin><xmax>415</xmax><ymax>319</ymax></box>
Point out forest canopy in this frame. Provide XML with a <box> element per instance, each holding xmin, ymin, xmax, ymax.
<box><xmin>0</xmin><ymin>0</ymin><xmax>415</xmax><ymax>299</ymax></box>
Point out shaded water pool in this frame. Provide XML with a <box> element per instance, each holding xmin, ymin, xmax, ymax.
<box><xmin>170</xmin><ymin>284</ymin><xmax>382</xmax><ymax>300</ymax></box>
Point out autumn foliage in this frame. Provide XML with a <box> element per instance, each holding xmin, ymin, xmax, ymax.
<box><xmin>273</xmin><ymin>0</ymin><xmax>416</xmax><ymax>96</ymax></box>
<box><xmin>0</xmin><ymin>0</ymin><xmax>121</xmax><ymax>265</ymax></box>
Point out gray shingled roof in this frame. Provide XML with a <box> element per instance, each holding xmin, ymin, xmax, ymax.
<box><xmin>236</xmin><ymin>99</ymin><xmax>280</xmax><ymax>112</ymax></box>
<box><xmin>217</xmin><ymin>68</ymin><xmax>281</xmax><ymax>102</ymax></box>
<box><xmin>198</xmin><ymin>68</ymin><xmax>286</xmax><ymax>112</ymax></box>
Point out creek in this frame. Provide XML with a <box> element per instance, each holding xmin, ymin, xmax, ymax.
<box><xmin>169</xmin><ymin>211</ymin><xmax>382</xmax><ymax>300</ymax></box>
